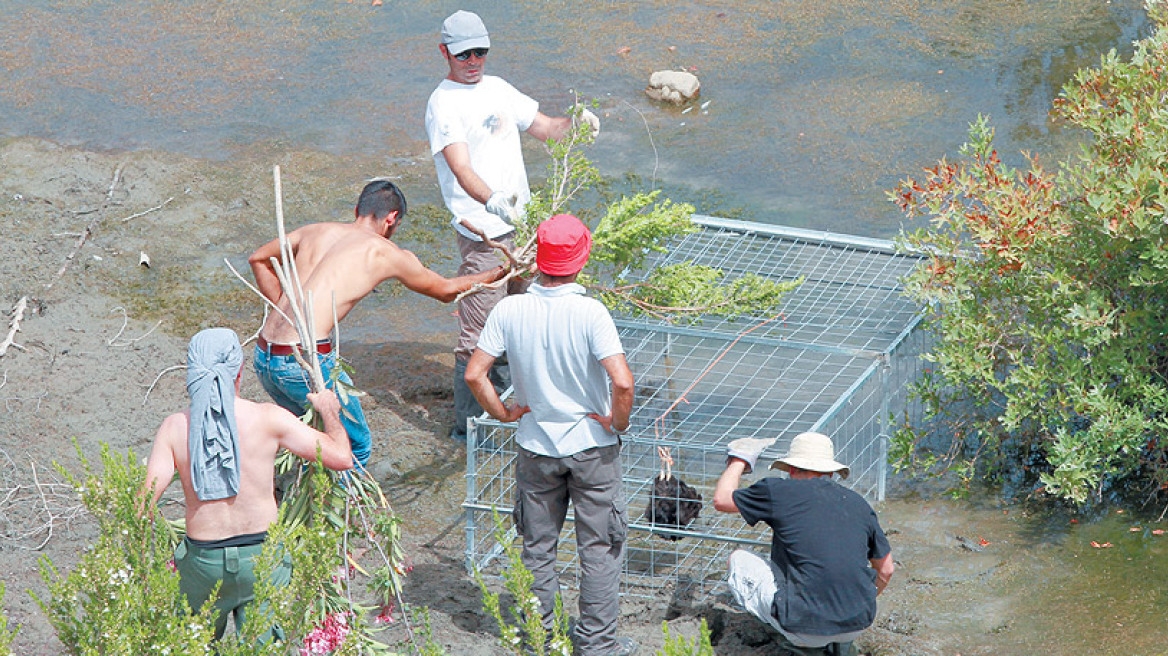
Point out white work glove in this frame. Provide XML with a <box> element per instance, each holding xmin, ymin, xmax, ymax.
<box><xmin>485</xmin><ymin>191</ymin><xmax>519</xmax><ymax>225</ymax></box>
<box><xmin>726</xmin><ymin>437</ymin><xmax>777</xmax><ymax>474</ymax></box>
<box><xmin>574</xmin><ymin>106</ymin><xmax>600</xmax><ymax>139</ymax></box>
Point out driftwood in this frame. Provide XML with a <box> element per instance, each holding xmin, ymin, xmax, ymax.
<box><xmin>46</xmin><ymin>164</ymin><xmax>125</xmax><ymax>290</ymax></box>
<box><xmin>0</xmin><ymin>449</ymin><xmax>84</xmax><ymax>551</ymax></box>
<box><xmin>106</xmin><ymin>306</ymin><xmax>162</xmax><ymax>348</ymax></box>
<box><xmin>0</xmin><ymin>296</ymin><xmax>28</xmax><ymax>357</ymax></box>
<box><xmin>119</xmin><ymin>196</ymin><xmax>174</xmax><ymax>223</ymax></box>
<box><xmin>141</xmin><ymin>364</ymin><xmax>186</xmax><ymax>407</ymax></box>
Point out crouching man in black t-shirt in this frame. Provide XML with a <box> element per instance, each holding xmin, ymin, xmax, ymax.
<box><xmin>712</xmin><ymin>432</ymin><xmax>895</xmax><ymax>656</ymax></box>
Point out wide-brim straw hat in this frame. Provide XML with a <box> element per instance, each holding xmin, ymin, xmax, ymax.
<box><xmin>770</xmin><ymin>431</ymin><xmax>850</xmax><ymax>479</ymax></box>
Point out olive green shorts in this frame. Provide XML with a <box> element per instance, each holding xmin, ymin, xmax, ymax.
<box><xmin>174</xmin><ymin>536</ymin><xmax>291</xmax><ymax>641</ymax></box>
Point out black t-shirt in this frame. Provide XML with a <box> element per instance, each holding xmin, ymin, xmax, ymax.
<box><xmin>733</xmin><ymin>476</ymin><xmax>891</xmax><ymax>635</ymax></box>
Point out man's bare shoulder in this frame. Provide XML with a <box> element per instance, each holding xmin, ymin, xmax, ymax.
<box><xmin>234</xmin><ymin>397</ymin><xmax>293</xmax><ymax>421</ymax></box>
<box><xmin>318</xmin><ymin>223</ymin><xmax>402</xmax><ymax>256</ymax></box>
<box><xmin>367</xmin><ymin>236</ymin><xmax>423</xmax><ymax>269</ymax></box>
<box><xmin>154</xmin><ymin>410</ymin><xmax>190</xmax><ymax>450</ymax></box>
<box><xmin>292</xmin><ymin>221</ymin><xmax>356</xmax><ymax>238</ymax></box>
<box><xmin>158</xmin><ymin>410</ymin><xmax>190</xmax><ymax>433</ymax></box>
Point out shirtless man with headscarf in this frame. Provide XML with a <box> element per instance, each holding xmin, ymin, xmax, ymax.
<box><xmin>141</xmin><ymin>327</ymin><xmax>354</xmax><ymax>641</ymax></box>
<box><xmin>248</xmin><ymin>179</ymin><xmax>510</xmax><ymax>466</ymax></box>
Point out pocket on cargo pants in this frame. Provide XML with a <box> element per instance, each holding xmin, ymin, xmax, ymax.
<box><xmin>512</xmin><ymin>492</ymin><xmax>526</xmax><ymax>535</ymax></box>
<box><xmin>607</xmin><ymin>493</ymin><xmax>628</xmax><ymax>547</ymax></box>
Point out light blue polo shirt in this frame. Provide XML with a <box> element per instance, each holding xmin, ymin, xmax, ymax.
<box><xmin>476</xmin><ymin>282</ymin><xmax>625</xmax><ymax>457</ymax></box>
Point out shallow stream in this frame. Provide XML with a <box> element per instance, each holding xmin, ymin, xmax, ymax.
<box><xmin>0</xmin><ymin>0</ymin><xmax>1154</xmax><ymax>235</ymax></box>
<box><xmin>879</xmin><ymin>493</ymin><xmax>1168</xmax><ymax>654</ymax></box>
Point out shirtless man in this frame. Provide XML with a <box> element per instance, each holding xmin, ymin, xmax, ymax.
<box><xmin>141</xmin><ymin>327</ymin><xmax>354</xmax><ymax>641</ymax></box>
<box><xmin>248</xmin><ymin>179</ymin><xmax>509</xmax><ymax>465</ymax></box>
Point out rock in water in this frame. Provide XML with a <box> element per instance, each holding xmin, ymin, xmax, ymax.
<box><xmin>645</xmin><ymin>70</ymin><xmax>701</xmax><ymax>104</ymax></box>
<box><xmin>644</xmin><ymin>474</ymin><xmax>702</xmax><ymax>540</ymax></box>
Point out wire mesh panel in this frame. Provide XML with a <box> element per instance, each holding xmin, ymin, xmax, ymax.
<box><xmin>465</xmin><ymin>216</ymin><xmax>927</xmax><ymax>600</ymax></box>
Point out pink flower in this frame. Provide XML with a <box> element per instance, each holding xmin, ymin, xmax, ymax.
<box><xmin>300</xmin><ymin>612</ymin><xmax>353</xmax><ymax>655</ymax></box>
<box><xmin>375</xmin><ymin>603</ymin><xmax>396</xmax><ymax>625</ymax></box>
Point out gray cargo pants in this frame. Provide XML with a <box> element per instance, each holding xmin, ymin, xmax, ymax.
<box><xmin>514</xmin><ymin>443</ymin><xmax>627</xmax><ymax>656</ymax></box>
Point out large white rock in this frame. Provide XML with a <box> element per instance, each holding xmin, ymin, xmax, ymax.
<box><xmin>645</xmin><ymin>70</ymin><xmax>701</xmax><ymax>104</ymax></box>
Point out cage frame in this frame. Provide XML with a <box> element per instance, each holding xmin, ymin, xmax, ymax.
<box><xmin>463</xmin><ymin>215</ymin><xmax>927</xmax><ymax>599</ymax></box>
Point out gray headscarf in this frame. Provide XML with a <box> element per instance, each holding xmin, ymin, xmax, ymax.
<box><xmin>186</xmin><ymin>327</ymin><xmax>243</xmax><ymax>501</ymax></box>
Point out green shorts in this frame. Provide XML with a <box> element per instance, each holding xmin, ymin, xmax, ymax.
<box><xmin>174</xmin><ymin>534</ymin><xmax>291</xmax><ymax>641</ymax></box>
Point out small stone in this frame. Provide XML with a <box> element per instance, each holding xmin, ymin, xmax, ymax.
<box><xmin>645</xmin><ymin>70</ymin><xmax>701</xmax><ymax>104</ymax></box>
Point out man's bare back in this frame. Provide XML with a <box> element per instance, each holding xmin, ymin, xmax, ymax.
<box><xmin>250</xmin><ymin>194</ymin><xmax>509</xmax><ymax>346</ymax></box>
<box><xmin>253</xmin><ymin>221</ymin><xmax>413</xmax><ymax>344</ymax></box>
<box><xmin>143</xmin><ymin>392</ymin><xmax>352</xmax><ymax>541</ymax></box>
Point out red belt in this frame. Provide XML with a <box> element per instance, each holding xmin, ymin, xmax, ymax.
<box><xmin>257</xmin><ymin>335</ymin><xmax>332</xmax><ymax>356</ymax></box>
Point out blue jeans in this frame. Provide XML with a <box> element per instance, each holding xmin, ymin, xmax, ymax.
<box><xmin>254</xmin><ymin>346</ymin><xmax>371</xmax><ymax>466</ymax></box>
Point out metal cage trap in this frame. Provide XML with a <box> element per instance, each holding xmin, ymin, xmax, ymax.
<box><xmin>464</xmin><ymin>215</ymin><xmax>929</xmax><ymax>601</ymax></box>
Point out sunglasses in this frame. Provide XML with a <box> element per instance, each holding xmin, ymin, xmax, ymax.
<box><xmin>452</xmin><ymin>47</ymin><xmax>489</xmax><ymax>61</ymax></box>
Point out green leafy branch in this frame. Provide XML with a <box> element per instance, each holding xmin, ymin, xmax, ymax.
<box><xmin>472</xmin><ymin>100</ymin><xmax>797</xmax><ymax>323</ymax></box>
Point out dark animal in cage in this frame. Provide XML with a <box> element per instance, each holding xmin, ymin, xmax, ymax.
<box><xmin>643</xmin><ymin>446</ymin><xmax>702</xmax><ymax>540</ymax></box>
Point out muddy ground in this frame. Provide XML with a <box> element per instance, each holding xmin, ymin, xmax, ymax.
<box><xmin>0</xmin><ymin>137</ymin><xmax>1133</xmax><ymax>656</ymax></box>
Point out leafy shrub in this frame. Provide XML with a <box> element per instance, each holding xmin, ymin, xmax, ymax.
<box><xmin>34</xmin><ymin>445</ymin><xmax>219</xmax><ymax>654</ymax></box>
<box><xmin>891</xmin><ymin>3</ymin><xmax>1168</xmax><ymax>503</ymax></box>
<box><xmin>521</xmin><ymin>104</ymin><xmax>799</xmax><ymax>323</ymax></box>
<box><xmin>34</xmin><ymin>445</ymin><xmax>402</xmax><ymax>655</ymax></box>
<box><xmin>0</xmin><ymin>584</ymin><xmax>16</xmax><ymax>656</ymax></box>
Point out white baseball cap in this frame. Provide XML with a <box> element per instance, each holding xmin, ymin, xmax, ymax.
<box><xmin>441</xmin><ymin>10</ymin><xmax>490</xmax><ymax>54</ymax></box>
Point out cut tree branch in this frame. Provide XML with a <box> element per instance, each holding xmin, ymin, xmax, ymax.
<box><xmin>0</xmin><ymin>296</ymin><xmax>28</xmax><ymax>356</ymax></box>
<box><xmin>458</xmin><ymin>221</ymin><xmax>523</xmax><ymax>268</ymax></box>
<box><xmin>142</xmin><ymin>364</ymin><xmax>186</xmax><ymax>406</ymax></box>
<box><xmin>119</xmin><ymin>196</ymin><xmax>174</xmax><ymax>223</ymax></box>
<box><xmin>106</xmin><ymin>306</ymin><xmax>162</xmax><ymax>348</ymax></box>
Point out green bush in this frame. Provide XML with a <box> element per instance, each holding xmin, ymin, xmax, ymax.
<box><xmin>472</xmin><ymin>511</ymin><xmax>716</xmax><ymax>656</ymax></box>
<box><xmin>0</xmin><ymin>584</ymin><xmax>16</xmax><ymax>656</ymax></box>
<box><xmin>33</xmin><ymin>445</ymin><xmax>219</xmax><ymax>654</ymax></box>
<box><xmin>891</xmin><ymin>2</ymin><xmax>1168</xmax><ymax>503</ymax></box>
<box><xmin>522</xmin><ymin>103</ymin><xmax>799</xmax><ymax>323</ymax></box>
<box><xmin>33</xmin><ymin>445</ymin><xmax>402</xmax><ymax>655</ymax></box>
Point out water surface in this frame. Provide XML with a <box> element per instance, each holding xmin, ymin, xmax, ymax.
<box><xmin>0</xmin><ymin>0</ymin><xmax>1153</xmax><ymax>236</ymax></box>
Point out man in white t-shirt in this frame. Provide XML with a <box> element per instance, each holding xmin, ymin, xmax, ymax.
<box><xmin>465</xmin><ymin>214</ymin><xmax>637</xmax><ymax>656</ymax></box>
<box><xmin>425</xmin><ymin>10</ymin><xmax>594</xmax><ymax>441</ymax></box>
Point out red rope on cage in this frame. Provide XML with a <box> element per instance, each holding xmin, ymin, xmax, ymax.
<box><xmin>642</xmin><ymin>313</ymin><xmax>785</xmax><ymax>540</ymax></box>
<box><xmin>652</xmin><ymin>313</ymin><xmax>785</xmax><ymax>441</ymax></box>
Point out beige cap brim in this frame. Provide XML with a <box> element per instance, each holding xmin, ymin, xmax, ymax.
<box><xmin>771</xmin><ymin>457</ymin><xmax>850</xmax><ymax>480</ymax></box>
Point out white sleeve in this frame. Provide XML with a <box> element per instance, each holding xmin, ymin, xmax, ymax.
<box><xmin>589</xmin><ymin>302</ymin><xmax>624</xmax><ymax>361</ymax></box>
<box><xmin>425</xmin><ymin>90</ymin><xmax>465</xmax><ymax>156</ymax></box>
<box><xmin>498</xmin><ymin>78</ymin><xmax>539</xmax><ymax>132</ymax></box>
<box><xmin>477</xmin><ymin>304</ymin><xmax>507</xmax><ymax>358</ymax></box>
